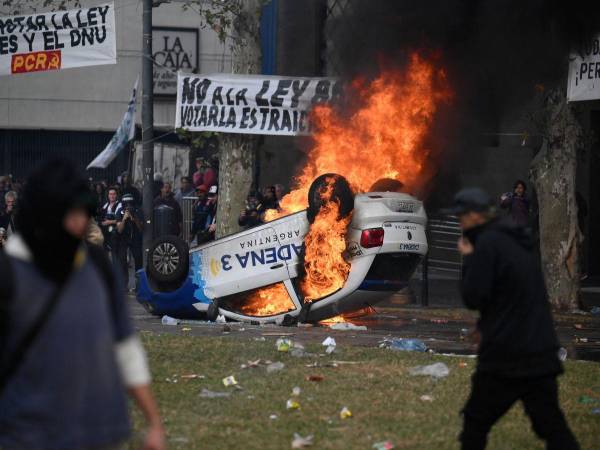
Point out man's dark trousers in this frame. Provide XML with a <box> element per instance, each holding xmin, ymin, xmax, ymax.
<box><xmin>118</xmin><ymin>241</ymin><xmax>143</xmax><ymax>287</ymax></box>
<box><xmin>460</xmin><ymin>371</ymin><xmax>579</xmax><ymax>450</ymax></box>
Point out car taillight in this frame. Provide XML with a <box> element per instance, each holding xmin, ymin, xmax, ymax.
<box><xmin>360</xmin><ymin>228</ymin><xmax>384</xmax><ymax>248</ymax></box>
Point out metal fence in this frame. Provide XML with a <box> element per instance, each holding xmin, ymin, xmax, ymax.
<box><xmin>419</xmin><ymin>215</ymin><xmax>463</xmax><ymax>306</ymax></box>
<box><xmin>426</xmin><ymin>215</ymin><xmax>463</xmax><ymax>276</ymax></box>
<box><xmin>181</xmin><ymin>196</ymin><xmax>197</xmax><ymax>243</ymax></box>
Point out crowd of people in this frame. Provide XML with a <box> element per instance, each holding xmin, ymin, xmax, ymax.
<box><xmin>0</xmin><ymin>154</ymin><xmax>289</xmax><ymax>284</ymax></box>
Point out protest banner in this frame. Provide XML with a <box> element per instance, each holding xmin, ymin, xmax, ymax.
<box><xmin>175</xmin><ymin>73</ymin><xmax>341</xmax><ymax>136</ymax></box>
<box><xmin>567</xmin><ymin>33</ymin><xmax>600</xmax><ymax>101</ymax></box>
<box><xmin>87</xmin><ymin>77</ymin><xmax>138</xmax><ymax>170</ymax></box>
<box><xmin>0</xmin><ymin>2</ymin><xmax>116</xmax><ymax>76</ymax></box>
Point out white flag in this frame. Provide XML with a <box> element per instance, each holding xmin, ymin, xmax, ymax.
<box><xmin>88</xmin><ymin>77</ymin><xmax>138</xmax><ymax>169</ymax></box>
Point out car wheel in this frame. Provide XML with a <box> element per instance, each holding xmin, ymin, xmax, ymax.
<box><xmin>306</xmin><ymin>173</ymin><xmax>354</xmax><ymax>223</ymax></box>
<box><xmin>206</xmin><ymin>299</ymin><xmax>220</xmax><ymax>322</ymax></box>
<box><xmin>147</xmin><ymin>235</ymin><xmax>189</xmax><ymax>288</ymax></box>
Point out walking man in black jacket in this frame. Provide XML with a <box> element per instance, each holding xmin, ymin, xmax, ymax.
<box><xmin>444</xmin><ymin>188</ymin><xmax>579</xmax><ymax>450</ymax></box>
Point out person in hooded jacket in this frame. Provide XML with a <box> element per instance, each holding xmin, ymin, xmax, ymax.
<box><xmin>0</xmin><ymin>160</ymin><xmax>165</xmax><ymax>450</ymax></box>
<box><xmin>444</xmin><ymin>188</ymin><xmax>578</xmax><ymax>450</ymax></box>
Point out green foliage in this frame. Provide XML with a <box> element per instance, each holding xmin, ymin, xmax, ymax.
<box><xmin>175</xmin><ymin>127</ymin><xmax>218</xmax><ymax>151</ymax></box>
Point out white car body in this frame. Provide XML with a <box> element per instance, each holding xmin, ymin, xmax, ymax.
<box><xmin>184</xmin><ymin>191</ymin><xmax>428</xmax><ymax>323</ymax></box>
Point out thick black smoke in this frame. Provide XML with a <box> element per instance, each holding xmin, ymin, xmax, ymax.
<box><xmin>325</xmin><ymin>0</ymin><xmax>600</xmax><ymax>206</ymax></box>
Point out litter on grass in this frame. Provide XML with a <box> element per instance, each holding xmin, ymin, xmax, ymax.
<box><xmin>291</xmin><ymin>433</ymin><xmax>314</xmax><ymax>448</ymax></box>
<box><xmin>277</xmin><ymin>338</ymin><xmax>292</xmax><ymax>352</ymax></box>
<box><xmin>340</xmin><ymin>406</ymin><xmax>352</xmax><ymax>419</ymax></box>
<box><xmin>322</xmin><ymin>337</ymin><xmax>337</xmax><ymax>347</ymax></box>
<box><xmin>305</xmin><ymin>375</ymin><xmax>325</xmax><ymax>382</ymax></box>
<box><xmin>180</xmin><ymin>374</ymin><xmax>205</xmax><ymax>379</ymax></box>
<box><xmin>222</xmin><ymin>375</ymin><xmax>238</xmax><ymax>386</ymax></box>
<box><xmin>380</xmin><ymin>338</ymin><xmax>427</xmax><ymax>352</ymax></box>
<box><xmin>292</xmin><ymin>386</ymin><xmax>301</xmax><ymax>396</ymax></box>
<box><xmin>373</xmin><ymin>441</ymin><xmax>395</xmax><ymax>450</ymax></box>
<box><xmin>286</xmin><ymin>399</ymin><xmax>301</xmax><ymax>410</ymax></box>
<box><xmin>161</xmin><ymin>315</ymin><xmax>179</xmax><ymax>326</ymax></box>
<box><xmin>420</xmin><ymin>395</ymin><xmax>434</xmax><ymax>402</ymax></box>
<box><xmin>266</xmin><ymin>362</ymin><xmax>285</xmax><ymax>373</ymax></box>
<box><xmin>409</xmin><ymin>362</ymin><xmax>449</xmax><ymax>378</ymax></box>
<box><xmin>199</xmin><ymin>388</ymin><xmax>231</xmax><ymax>398</ymax></box>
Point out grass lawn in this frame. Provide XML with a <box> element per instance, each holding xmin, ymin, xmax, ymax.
<box><xmin>130</xmin><ymin>333</ymin><xmax>599</xmax><ymax>449</ymax></box>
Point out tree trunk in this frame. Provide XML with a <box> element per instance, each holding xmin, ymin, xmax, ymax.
<box><xmin>530</xmin><ymin>89</ymin><xmax>583</xmax><ymax>311</ymax></box>
<box><xmin>215</xmin><ymin>0</ymin><xmax>262</xmax><ymax>239</ymax></box>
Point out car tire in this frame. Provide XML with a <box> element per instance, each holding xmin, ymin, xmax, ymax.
<box><xmin>206</xmin><ymin>299</ymin><xmax>220</xmax><ymax>322</ymax></box>
<box><xmin>147</xmin><ymin>235</ymin><xmax>189</xmax><ymax>288</ymax></box>
<box><xmin>306</xmin><ymin>173</ymin><xmax>354</xmax><ymax>223</ymax></box>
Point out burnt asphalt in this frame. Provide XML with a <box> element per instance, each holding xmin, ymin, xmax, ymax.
<box><xmin>129</xmin><ymin>278</ymin><xmax>600</xmax><ymax>362</ymax></box>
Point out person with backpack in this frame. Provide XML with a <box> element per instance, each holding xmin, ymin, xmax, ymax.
<box><xmin>0</xmin><ymin>160</ymin><xmax>165</xmax><ymax>450</ymax></box>
<box><xmin>444</xmin><ymin>187</ymin><xmax>578</xmax><ymax>450</ymax></box>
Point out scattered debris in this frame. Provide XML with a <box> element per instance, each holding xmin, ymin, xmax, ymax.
<box><xmin>286</xmin><ymin>399</ymin><xmax>301</xmax><ymax>410</ymax></box>
<box><xmin>181</xmin><ymin>327</ymin><xmax>192</xmax><ymax>332</ymax></box>
<box><xmin>253</xmin><ymin>337</ymin><xmax>267</xmax><ymax>342</ymax></box>
<box><xmin>241</xmin><ymin>359</ymin><xmax>263</xmax><ymax>369</ymax></box>
<box><xmin>222</xmin><ymin>375</ymin><xmax>238</xmax><ymax>387</ymax></box>
<box><xmin>380</xmin><ymin>338</ymin><xmax>427</xmax><ymax>352</ymax></box>
<box><xmin>373</xmin><ymin>441</ymin><xmax>395</xmax><ymax>450</ymax></box>
<box><xmin>161</xmin><ymin>315</ymin><xmax>179</xmax><ymax>326</ymax></box>
<box><xmin>267</xmin><ymin>362</ymin><xmax>286</xmax><ymax>373</ymax></box>
<box><xmin>409</xmin><ymin>362</ymin><xmax>450</xmax><ymax>378</ymax></box>
<box><xmin>339</xmin><ymin>406</ymin><xmax>352</xmax><ymax>419</ymax></box>
<box><xmin>458</xmin><ymin>361</ymin><xmax>468</xmax><ymax>368</ymax></box>
<box><xmin>322</xmin><ymin>336</ymin><xmax>337</xmax><ymax>354</ymax></box>
<box><xmin>180</xmin><ymin>374</ymin><xmax>205</xmax><ymax>380</ymax></box>
<box><xmin>292</xmin><ymin>386</ymin><xmax>302</xmax><ymax>396</ymax></box>
<box><xmin>329</xmin><ymin>323</ymin><xmax>368</xmax><ymax>331</ymax></box>
<box><xmin>164</xmin><ymin>377</ymin><xmax>178</xmax><ymax>383</ymax></box>
<box><xmin>305</xmin><ymin>375</ymin><xmax>325</xmax><ymax>382</ymax></box>
<box><xmin>291</xmin><ymin>348</ymin><xmax>308</xmax><ymax>358</ymax></box>
<box><xmin>420</xmin><ymin>395</ymin><xmax>434</xmax><ymax>402</ymax></box>
<box><xmin>558</xmin><ymin>348</ymin><xmax>568</xmax><ymax>361</ymax></box>
<box><xmin>199</xmin><ymin>388</ymin><xmax>231</xmax><ymax>399</ymax></box>
<box><xmin>291</xmin><ymin>433</ymin><xmax>313</xmax><ymax>448</ymax></box>
<box><xmin>575</xmin><ymin>337</ymin><xmax>589</xmax><ymax>343</ymax></box>
<box><xmin>573</xmin><ymin>324</ymin><xmax>583</xmax><ymax>330</ymax></box>
<box><xmin>277</xmin><ymin>338</ymin><xmax>293</xmax><ymax>352</ymax></box>
<box><xmin>322</xmin><ymin>336</ymin><xmax>337</xmax><ymax>346</ymax></box>
<box><xmin>269</xmin><ymin>414</ymin><xmax>278</xmax><ymax>420</ymax></box>
<box><xmin>216</xmin><ymin>315</ymin><xmax>227</xmax><ymax>323</ymax></box>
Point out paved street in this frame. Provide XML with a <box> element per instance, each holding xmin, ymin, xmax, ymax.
<box><xmin>129</xmin><ymin>287</ymin><xmax>600</xmax><ymax>362</ymax></box>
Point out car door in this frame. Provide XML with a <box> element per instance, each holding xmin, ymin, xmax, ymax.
<box><xmin>198</xmin><ymin>222</ymin><xmax>291</xmax><ymax>299</ymax></box>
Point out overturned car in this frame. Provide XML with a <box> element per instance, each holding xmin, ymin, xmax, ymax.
<box><xmin>136</xmin><ymin>175</ymin><xmax>428</xmax><ymax>324</ymax></box>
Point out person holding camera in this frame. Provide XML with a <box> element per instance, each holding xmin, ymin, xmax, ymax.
<box><xmin>116</xmin><ymin>194</ymin><xmax>144</xmax><ymax>290</ymax></box>
<box><xmin>100</xmin><ymin>187</ymin><xmax>122</xmax><ymax>264</ymax></box>
<box><xmin>239</xmin><ymin>190</ymin><xmax>265</xmax><ymax>229</ymax></box>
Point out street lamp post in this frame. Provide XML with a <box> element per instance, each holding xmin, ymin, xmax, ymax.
<box><xmin>142</xmin><ymin>0</ymin><xmax>154</xmax><ymax>263</ymax></box>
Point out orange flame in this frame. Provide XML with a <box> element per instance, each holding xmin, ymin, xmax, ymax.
<box><xmin>300</xmin><ymin>178</ymin><xmax>352</xmax><ymax>302</ymax></box>
<box><xmin>240</xmin><ymin>283</ymin><xmax>295</xmax><ymax>317</ymax></box>
<box><xmin>267</xmin><ymin>53</ymin><xmax>451</xmax><ymax>220</ymax></box>
<box><xmin>248</xmin><ymin>54</ymin><xmax>450</xmax><ymax>315</ymax></box>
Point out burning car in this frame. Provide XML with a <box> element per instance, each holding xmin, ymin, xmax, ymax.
<box><xmin>136</xmin><ymin>174</ymin><xmax>428</xmax><ymax>324</ymax></box>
